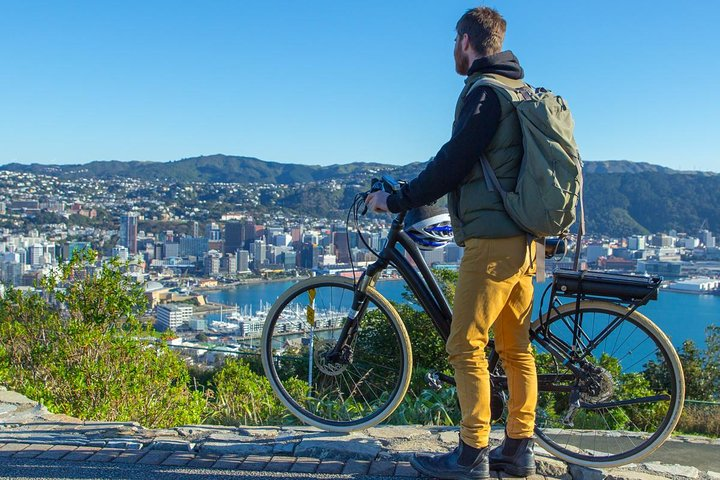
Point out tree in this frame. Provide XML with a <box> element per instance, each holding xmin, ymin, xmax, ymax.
<box><xmin>0</xmin><ymin>249</ymin><xmax>207</xmax><ymax>428</ymax></box>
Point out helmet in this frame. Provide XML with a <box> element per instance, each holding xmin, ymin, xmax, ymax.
<box><xmin>404</xmin><ymin>205</ymin><xmax>454</xmax><ymax>250</ymax></box>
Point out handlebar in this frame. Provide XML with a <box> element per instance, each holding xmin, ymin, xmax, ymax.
<box><xmin>369</xmin><ymin>174</ymin><xmax>403</xmax><ymax>195</ymax></box>
<box><xmin>361</xmin><ymin>174</ymin><xmax>405</xmax><ymax>216</ymax></box>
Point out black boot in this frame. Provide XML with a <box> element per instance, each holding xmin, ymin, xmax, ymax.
<box><xmin>488</xmin><ymin>435</ymin><xmax>536</xmax><ymax>477</ymax></box>
<box><xmin>410</xmin><ymin>439</ymin><xmax>489</xmax><ymax>480</ymax></box>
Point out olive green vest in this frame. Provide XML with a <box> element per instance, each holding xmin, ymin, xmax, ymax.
<box><xmin>447</xmin><ymin>73</ymin><xmax>525</xmax><ymax>245</ymax></box>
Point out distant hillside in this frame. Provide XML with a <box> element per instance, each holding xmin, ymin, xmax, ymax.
<box><xmin>583</xmin><ymin>160</ymin><xmax>677</xmax><ymax>174</ymax></box>
<box><xmin>2</xmin><ymin>155</ymin><xmax>718</xmax><ymax>236</ymax></box>
<box><xmin>0</xmin><ymin>155</ymin><xmax>425</xmax><ymax>184</ymax></box>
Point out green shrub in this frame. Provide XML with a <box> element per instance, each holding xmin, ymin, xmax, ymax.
<box><xmin>677</xmin><ymin>402</ymin><xmax>720</xmax><ymax>437</ymax></box>
<box><xmin>0</xmin><ymin>250</ymin><xmax>207</xmax><ymax>428</ymax></box>
<box><xmin>208</xmin><ymin>357</ymin><xmax>305</xmax><ymax>425</ymax></box>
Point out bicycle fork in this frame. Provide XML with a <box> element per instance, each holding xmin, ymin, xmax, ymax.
<box><xmin>325</xmin><ymin>272</ymin><xmax>375</xmax><ymax>364</ymax></box>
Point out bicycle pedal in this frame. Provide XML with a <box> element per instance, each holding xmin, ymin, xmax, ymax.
<box><xmin>425</xmin><ymin>371</ymin><xmax>443</xmax><ymax>391</ymax></box>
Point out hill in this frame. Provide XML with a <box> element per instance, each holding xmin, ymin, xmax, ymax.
<box><xmin>1</xmin><ymin>156</ymin><xmax>718</xmax><ymax>236</ymax></box>
<box><xmin>0</xmin><ymin>155</ymin><xmax>426</xmax><ymax>184</ymax></box>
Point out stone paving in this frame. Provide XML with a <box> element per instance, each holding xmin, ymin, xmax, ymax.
<box><xmin>0</xmin><ymin>390</ymin><xmax>718</xmax><ymax>479</ymax></box>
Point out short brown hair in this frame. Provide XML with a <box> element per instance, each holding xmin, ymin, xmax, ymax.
<box><xmin>456</xmin><ymin>7</ymin><xmax>506</xmax><ymax>57</ymax></box>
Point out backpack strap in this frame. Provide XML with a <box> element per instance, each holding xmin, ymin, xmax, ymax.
<box><xmin>479</xmin><ymin>154</ymin><xmax>505</xmax><ymax>198</ymax></box>
<box><xmin>572</xmin><ymin>156</ymin><xmax>586</xmax><ymax>271</ymax></box>
<box><xmin>467</xmin><ymin>74</ymin><xmax>528</xmax><ymax>101</ymax></box>
<box><xmin>468</xmin><ymin>74</ymin><xmax>528</xmax><ymax>195</ymax></box>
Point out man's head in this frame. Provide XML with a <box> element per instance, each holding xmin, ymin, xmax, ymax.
<box><xmin>454</xmin><ymin>7</ymin><xmax>506</xmax><ymax>75</ymax></box>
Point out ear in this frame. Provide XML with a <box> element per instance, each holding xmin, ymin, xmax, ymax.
<box><xmin>459</xmin><ymin>33</ymin><xmax>471</xmax><ymax>52</ymax></box>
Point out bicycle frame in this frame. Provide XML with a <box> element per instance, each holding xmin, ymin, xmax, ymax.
<box><xmin>325</xmin><ymin>211</ymin><xmax>452</xmax><ymax>362</ymax></box>
<box><xmin>325</xmin><ymin>210</ymin><xmax>623</xmax><ymax>395</ymax></box>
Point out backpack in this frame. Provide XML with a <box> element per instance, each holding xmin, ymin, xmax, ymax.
<box><xmin>468</xmin><ymin>76</ymin><xmax>583</xmax><ymax>239</ymax></box>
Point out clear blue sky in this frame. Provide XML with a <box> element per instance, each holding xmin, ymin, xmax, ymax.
<box><xmin>1</xmin><ymin>1</ymin><xmax>719</xmax><ymax>172</ymax></box>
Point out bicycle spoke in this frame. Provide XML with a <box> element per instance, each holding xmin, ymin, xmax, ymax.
<box><xmin>263</xmin><ymin>278</ymin><xmax>410</xmax><ymax>429</ymax></box>
<box><xmin>531</xmin><ymin>302</ymin><xmax>682</xmax><ymax>466</ymax></box>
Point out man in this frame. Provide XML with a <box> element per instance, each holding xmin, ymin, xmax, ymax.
<box><xmin>365</xmin><ymin>7</ymin><xmax>537</xmax><ymax>480</ymax></box>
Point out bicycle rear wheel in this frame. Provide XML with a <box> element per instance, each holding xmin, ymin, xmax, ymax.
<box><xmin>531</xmin><ymin>301</ymin><xmax>684</xmax><ymax>468</ymax></box>
<box><xmin>261</xmin><ymin>276</ymin><xmax>412</xmax><ymax>432</ymax></box>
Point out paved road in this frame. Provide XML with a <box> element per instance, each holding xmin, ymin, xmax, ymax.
<box><xmin>0</xmin><ymin>457</ymin><xmax>394</xmax><ymax>480</ymax></box>
<box><xmin>543</xmin><ymin>432</ymin><xmax>720</xmax><ymax>472</ymax></box>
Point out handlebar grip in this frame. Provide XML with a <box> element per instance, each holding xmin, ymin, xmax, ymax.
<box><xmin>381</xmin><ymin>174</ymin><xmax>401</xmax><ymax>192</ymax></box>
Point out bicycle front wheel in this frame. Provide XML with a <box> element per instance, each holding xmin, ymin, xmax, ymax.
<box><xmin>261</xmin><ymin>276</ymin><xmax>412</xmax><ymax>432</ymax></box>
<box><xmin>532</xmin><ymin>301</ymin><xmax>684</xmax><ymax>468</ymax></box>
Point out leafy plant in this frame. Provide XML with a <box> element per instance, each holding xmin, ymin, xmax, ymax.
<box><xmin>0</xmin><ymin>249</ymin><xmax>207</xmax><ymax>428</ymax></box>
<box><xmin>208</xmin><ymin>357</ymin><xmax>305</xmax><ymax>426</ymax></box>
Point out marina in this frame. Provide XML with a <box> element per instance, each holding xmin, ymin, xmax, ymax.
<box><xmin>199</xmin><ymin>277</ymin><xmax>719</xmax><ymax>349</ymax></box>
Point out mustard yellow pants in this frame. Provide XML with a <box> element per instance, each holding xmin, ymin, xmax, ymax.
<box><xmin>447</xmin><ymin>235</ymin><xmax>537</xmax><ymax>448</ymax></box>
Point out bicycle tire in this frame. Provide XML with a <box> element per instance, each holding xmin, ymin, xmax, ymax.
<box><xmin>531</xmin><ymin>300</ymin><xmax>684</xmax><ymax>468</ymax></box>
<box><xmin>261</xmin><ymin>276</ymin><xmax>412</xmax><ymax>432</ymax></box>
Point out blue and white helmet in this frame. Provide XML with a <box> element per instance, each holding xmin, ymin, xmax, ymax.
<box><xmin>404</xmin><ymin>205</ymin><xmax>454</xmax><ymax>250</ymax></box>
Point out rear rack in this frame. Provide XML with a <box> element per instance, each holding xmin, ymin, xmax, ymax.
<box><xmin>552</xmin><ymin>269</ymin><xmax>662</xmax><ymax>304</ymax></box>
<box><xmin>537</xmin><ymin>269</ymin><xmax>663</xmax><ymax>333</ymax></box>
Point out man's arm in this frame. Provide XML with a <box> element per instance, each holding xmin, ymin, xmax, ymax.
<box><xmin>384</xmin><ymin>85</ymin><xmax>501</xmax><ymax>213</ymax></box>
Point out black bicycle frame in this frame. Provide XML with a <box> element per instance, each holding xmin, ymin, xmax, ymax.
<box><xmin>326</xmin><ymin>211</ymin><xmax>593</xmax><ymax>389</ymax></box>
<box><xmin>326</xmin><ymin>211</ymin><xmax>452</xmax><ymax>361</ymax></box>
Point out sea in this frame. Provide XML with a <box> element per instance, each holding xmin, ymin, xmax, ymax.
<box><xmin>205</xmin><ymin>278</ymin><xmax>719</xmax><ymax>348</ymax></box>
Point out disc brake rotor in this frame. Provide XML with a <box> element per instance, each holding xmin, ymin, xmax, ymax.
<box><xmin>314</xmin><ymin>340</ymin><xmax>349</xmax><ymax>376</ymax></box>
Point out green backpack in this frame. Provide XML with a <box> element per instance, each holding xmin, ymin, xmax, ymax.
<box><xmin>469</xmin><ymin>76</ymin><xmax>583</xmax><ymax>239</ymax></box>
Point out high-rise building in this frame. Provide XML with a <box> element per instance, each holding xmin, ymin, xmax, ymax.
<box><xmin>244</xmin><ymin>220</ymin><xmax>256</xmax><ymax>249</ymax></box>
<box><xmin>274</xmin><ymin>233</ymin><xmax>292</xmax><ymax>247</ymax></box>
<box><xmin>191</xmin><ymin>221</ymin><xmax>200</xmax><ymax>238</ymax></box>
<box><xmin>179</xmin><ymin>237</ymin><xmax>209</xmax><ymax>257</ymax></box>
<box><xmin>43</xmin><ymin>243</ymin><xmax>56</xmax><ymax>264</ymax></box>
<box><xmin>300</xmin><ymin>243</ymin><xmax>321</xmax><ymax>269</ymax></box>
<box><xmin>266</xmin><ymin>227</ymin><xmax>283</xmax><ymax>241</ymax></box>
<box><xmin>281</xmin><ymin>251</ymin><xmax>297</xmax><ymax>269</ymax></box>
<box><xmin>224</xmin><ymin>222</ymin><xmax>245</xmax><ymax>254</ymax></box>
<box><xmin>220</xmin><ymin>254</ymin><xmax>237</xmax><ymax>274</ymax></box>
<box><xmin>332</xmin><ymin>232</ymin><xmax>351</xmax><ymax>263</ymax></box>
<box><xmin>237</xmin><ymin>250</ymin><xmax>250</xmax><ymax>273</ymax></box>
<box><xmin>252</xmin><ymin>240</ymin><xmax>267</xmax><ymax>270</ymax></box>
<box><xmin>156</xmin><ymin>304</ymin><xmax>193</xmax><ymax>331</ymax></box>
<box><xmin>205</xmin><ymin>222</ymin><xmax>221</xmax><ymax>241</ymax></box>
<box><xmin>112</xmin><ymin>245</ymin><xmax>129</xmax><ymax>261</ymax></box>
<box><xmin>1</xmin><ymin>257</ymin><xmax>23</xmax><ymax>286</ymax></box>
<box><xmin>700</xmin><ymin>229</ymin><xmax>716</xmax><ymax>248</ymax></box>
<box><xmin>119</xmin><ymin>214</ymin><xmax>139</xmax><ymax>254</ymax></box>
<box><xmin>16</xmin><ymin>247</ymin><xmax>26</xmax><ymax>266</ymax></box>
<box><xmin>29</xmin><ymin>244</ymin><xmax>44</xmax><ymax>266</ymax></box>
<box><xmin>291</xmin><ymin>226</ymin><xmax>303</xmax><ymax>243</ymax></box>
<box><xmin>204</xmin><ymin>250</ymin><xmax>221</xmax><ymax>276</ymax></box>
<box><xmin>155</xmin><ymin>243</ymin><xmax>164</xmax><ymax>261</ymax></box>
<box><xmin>164</xmin><ymin>242</ymin><xmax>180</xmax><ymax>258</ymax></box>
<box><xmin>628</xmin><ymin>235</ymin><xmax>646</xmax><ymax>251</ymax></box>
<box><xmin>650</xmin><ymin>234</ymin><xmax>674</xmax><ymax>248</ymax></box>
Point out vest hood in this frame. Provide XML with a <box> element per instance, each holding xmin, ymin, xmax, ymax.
<box><xmin>467</xmin><ymin>51</ymin><xmax>524</xmax><ymax>80</ymax></box>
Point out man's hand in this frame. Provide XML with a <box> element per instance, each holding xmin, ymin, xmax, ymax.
<box><xmin>365</xmin><ymin>191</ymin><xmax>390</xmax><ymax>213</ymax></box>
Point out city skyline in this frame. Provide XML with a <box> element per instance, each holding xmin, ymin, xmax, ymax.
<box><xmin>1</xmin><ymin>1</ymin><xmax>719</xmax><ymax>172</ymax></box>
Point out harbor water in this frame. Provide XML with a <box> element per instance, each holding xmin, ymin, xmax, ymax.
<box><xmin>206</xmin><ymin>278</ymin><xmax>719</xmax><ymax>348</ymax></box>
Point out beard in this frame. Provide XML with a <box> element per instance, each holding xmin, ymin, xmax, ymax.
<box><xmin>454</xmin><ymin>50</ymin><xmax>470</xmax><ymax>75</ymax></box>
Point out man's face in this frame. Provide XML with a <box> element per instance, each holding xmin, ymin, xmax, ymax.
<box><xmin>454</xmin><ymin>33</ymin><xmax>470</xmax><ymax>75</ymax></box>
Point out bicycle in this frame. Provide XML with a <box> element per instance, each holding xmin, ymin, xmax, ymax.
<box><xmin>261</xmin><ymin>175</ymin><xmax>684</xmax><ymax>468</ymax></box>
